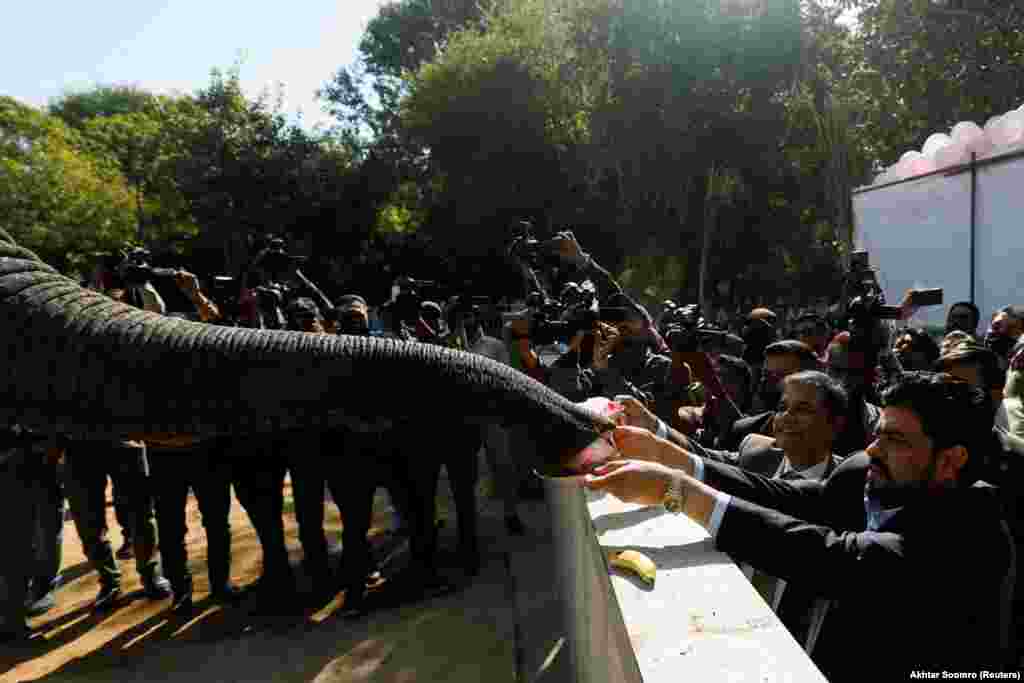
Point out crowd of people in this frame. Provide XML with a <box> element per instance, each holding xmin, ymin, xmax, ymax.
<box><xmin>2</xmin><ymin>229</ymin><xmax>1023</xmax><ymax>680</ymax></box>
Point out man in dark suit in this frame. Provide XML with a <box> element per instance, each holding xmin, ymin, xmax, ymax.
<box><xmin>721</xmin><ymin>340</ymin><xmax>822</xmax><ymax>450</ymax></box>
<box><xmin>587</xmin><ymin>372</ymin><xmax>1012</xmax><ymax>679</ymax></box>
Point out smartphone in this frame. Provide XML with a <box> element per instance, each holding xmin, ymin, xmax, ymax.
<box><xmin>909</xmin><ymin>288</ymin><xmax>944</xmax><ymax>307</ymax></box>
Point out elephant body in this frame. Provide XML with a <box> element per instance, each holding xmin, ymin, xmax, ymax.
<box><xmin>0</xmin><ymin>229</ymin><xmax>610</xmax><ymax>464</ymax></box>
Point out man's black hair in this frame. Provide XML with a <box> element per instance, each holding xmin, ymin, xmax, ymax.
<box><xmin>783</xmin><ymin>370</ymin><xmax>849</xmax><ymax>422</ymax></box>
<box><xmin>898</xmin><ymin>326</ymin><xmax>941</xmax><ymax>365</ymax></box>
<box><xmin>795</xmin><ymin>311</ymin><xmax>829</xmax><ymax>330</ymax></box>
<box><xmin>1001</xmin><ymin>304</ymin><xmax>1024</xmax><ymax>322</ymax></box>
<box><xmin>881</xmin><ymin>371</ymin><xmax>993</xmax><ymax>483</ymax></box>
<box><xmin>764</xmin><ymin>339</ymin><xmax>820</xmax><ymax>371</ymax></box>
<box><xmin>335</xmin><ymin>294</ymin><xmax>367</xmax><ymax>309</ymax></box>
<box><xmin>948</xmin><ymin>301</ymin><xmax>980</xmax><ymax>328</ymax></box>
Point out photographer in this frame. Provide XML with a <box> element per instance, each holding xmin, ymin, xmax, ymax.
<box><xmin>741</xmin><ymin>308</ymin><xmax>780</xmax><ymax>379</ymax></box>
<box><xmin>891</xmin><ymin>326</ymin><xmax>940</xmax><ymax>372</ymax></box>
<box><xmin>238</xmin><ymin>235</ymin><xmax>334</xmax><ymax>331</ymax></box>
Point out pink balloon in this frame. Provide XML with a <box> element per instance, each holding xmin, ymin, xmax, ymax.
<box><xmin>888</xmin><ymin>162</ymin><xmax>910</xmax><ymax>182</ymax></box>
<box><xmin>1001</xmin><ymin>111</ymin><xmax>1024</xmax><ymax>147</ymax></box>
<box><xmin>907</xmin><ymin>157</ymin><xmax>936</xmax><ymax>177</ymax></box>
<box><xmin>899</xmin><ymin>150</ymin><xmax>924</xmax><ymax>165</ymax></box>
<box><xmin>951</xmin><ymin>121</ymin><xmax>985</xmax><ymax>150</ymax></box>
<box><xmin>934</xmin><ymin>141</ymin><xmax>969</xmax><ymax>168</ymax></box>
<box><xmin>922</xmin><ymin>133</ymin><xmax>951</xmax><ymax>158</ymax></box>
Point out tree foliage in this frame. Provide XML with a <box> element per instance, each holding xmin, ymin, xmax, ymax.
<box><xmin>0</xmin><ymin>97</ymin><xmax>136</xmax><ymax>272</ymax></box>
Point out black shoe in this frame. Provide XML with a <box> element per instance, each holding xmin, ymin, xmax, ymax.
<box><xmin>142</xmin><ymin>573</ymin><xmax>172</xmax><ymax>600</ymax></box>
<box><xmin>210</xmin><ymin>583</ymin><xmax>243</xmax><ymax>606</ymax></box>
<box><xmin>116</xmin><ymin>541</ymin><xmax>134</xmax><ymax>560</ymax></box>
<box><xmin>171</xmin><ymin>591</ymin><xmax>193</xmax><ymax>615</ymax></box>
<box><xmin>504</xmin><ymin>514</ymin><xmax>526</xmax><ymax>536</ymax></box>
<box><xmin>93</xmin><ymin>583</ymin><xmax>122</xmax><ymax>611</ymax></box>
<box><xmin>25</xmin><ymin>589</ymin><xmax>56</xmax><ymax>617</ymax></box>
<box><xmin>0</xmin><ymin>624</ymin><xmax>31</xmax><ymax>644</ymax></box>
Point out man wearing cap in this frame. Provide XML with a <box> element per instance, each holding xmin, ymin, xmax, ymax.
<box><xmin>286</xmin><ymin>297</ymin><xmax>327</xmax><ymax>334</ymax></box>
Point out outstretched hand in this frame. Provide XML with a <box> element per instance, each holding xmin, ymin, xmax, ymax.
<box><xmin>612</xmin><ymin>395</ymin><xmax>659</xmax><ymax>433</ymax></box>
<box><xmin>583</xmin><ymin>459</ymin><xmax>675</xmax><ymax>506</ymax></box>
<box><xmin>609</xmin><ymin>425</ymin><xmax>666</xmax><ymax>463</ymax></box>
<box><xmin>550</xmin><ymin>230</ymin><xmax>589</xmax><ymax>267</ymax></box>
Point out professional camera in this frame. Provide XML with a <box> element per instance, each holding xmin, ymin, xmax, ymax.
<box><xmin>660</xmin><ymin>302</ymin><xmax>733</xmax><ymax>353</ymax></box>
<box><xmin>525</xmin><ymin>289</ymin><xmax>595</xmax><ymax>346</ymax></box>
<box><xmin>116</xmin><ymin>247</ymin><xmax>177</xmax><ymax>288</ymax></box>
<box><xmin>250</xmin><ymin>234</ymin><xmax>306</xmax><ymax>280</ymax></box>
<box><xmin>508</xmin><ymin>222</ymin><xmax>562</xmax><ymax>272</ymax></box>
<box><xmin>843</xmin><ymin>250</ymin><xmax>903</xmax><ymax>325</ymax></box>
<box><xmin>393</xmin><ymin>276</ymin><xmax>443</xmax><ymax>324</ymax></box>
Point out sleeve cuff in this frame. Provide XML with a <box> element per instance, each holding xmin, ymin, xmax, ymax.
<box><xmin>690</xmin><ymin>452</ymin><xmax>705</xmax><ymax>482</ymax></box>
<box><xmin>707</xmin><ymin>492</ymin><xmax>731</xmax><ymax>538</ymax></box>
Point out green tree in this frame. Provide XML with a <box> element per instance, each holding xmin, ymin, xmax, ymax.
<box><xmin>0</xmin><ymin>97</ymin><xmax>136</xmax><ymax>272</ymax></box>
<box><xmin>850</xmin><ymin>0</ymin><xmax>1024</xmax><ymax>164</ymax></box>
<box><xmin>48</xmin><ymin>84</ymin><xmax>157</xmax><ymax>130</ymax></box>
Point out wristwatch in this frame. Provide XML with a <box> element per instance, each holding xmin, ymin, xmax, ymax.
<box><xmin>662</xmin><ymin>476</ymin><xmax>686</xmax><ymax>514</ymax></box>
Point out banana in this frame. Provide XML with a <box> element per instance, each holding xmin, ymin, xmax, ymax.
<box><xmin>607</xmin><ymin>549</ymin><xmax>657</xmax><ymax>586</ymax></box>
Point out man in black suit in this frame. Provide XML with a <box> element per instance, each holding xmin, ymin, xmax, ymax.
<box><xmin>721</xmin><ymin>340</ymin><xmax>821</xmax><ymax>450</ymax></box>
<box><xmin>588</xmin><ymin>372</ymin><xmax>1012</xmax><ymax>679</ymax></box>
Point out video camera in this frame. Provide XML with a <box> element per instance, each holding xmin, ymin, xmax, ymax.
<box><xmin>116</xmin><ymin>247</ymin><xmax>177</xmax><ymax>288</ymax></box>
<box><xmin>508</xmin><ymin>222</ymin><xmax>562</xmax><ymax>272</ymax></box>
<box><xmin>526</xmin><ymin>286</ymin><xmax>634</xmax><ymax>347</ymax></box>
<box><xmin>251</xmin><ymin>234</ymin><xmax>305</xmax><ymax>280</ymax></box>
<box><xmin>392</xmin><ymin>276</ymin><xmax>444</xmax><ymax>324</ymax></box>
<box><xmin>660</xmin><ymin>301</ymin><xmax>733</xmax><ymax>353</ymax></box>
<box><xmin>843</xmin><ymin>250</ymin><xmax>944</xmax><ymax>328</ymax></box>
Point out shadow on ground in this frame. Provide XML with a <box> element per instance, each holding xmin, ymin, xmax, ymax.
<box><xmin>0</xmin><ymin>469</ymin><xmax>571</xmax><ymax>683</ymax></box>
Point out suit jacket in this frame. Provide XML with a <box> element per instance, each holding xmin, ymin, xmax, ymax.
<box><xmin>735</xmin><ymin>436</ymin><xmax>842</xmax><ymax>480</ymax></box>
<box><xmin>703</xmin><ymin>453</ymin><xmax>1011</xmax><ymax>680</ymax></box>
<box><xmin>720</xmin><ymin>410</ymin><xmax>774</xmax><ymax>451</ymax></box>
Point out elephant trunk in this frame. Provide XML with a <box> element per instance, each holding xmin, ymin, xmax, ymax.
<box><xmin>0</xmin><ymin>231</ymin><xmax>611</xmax><ymax>467</ymax></box>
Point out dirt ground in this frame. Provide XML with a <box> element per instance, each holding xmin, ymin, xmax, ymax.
<box><xmin>0</xmin><ymin>466</ymin><xmax>530</xmax><ymax>683</ymax></box>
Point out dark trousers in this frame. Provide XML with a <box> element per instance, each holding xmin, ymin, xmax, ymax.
<box><xmin>31</xmin><ymin>460</ymin><xmax>64</xmax><ymax>595</ymax></box>
<box><xmin>405</xmin><ymin>424</ymin><xmax>483</xmax><ymax>571</ymax></box>
<box><xmin>230</xmin><ymin>437</ymin><xmax>291</xmax><ymax>582</ymax></box>
<box><xmin>64</xmin><ymin>441</ymin><xmax>160</xmax><ymax>587</ymax></box>
<box><xmin>283</xmin><ymin>429</ymin><xmax>405</xmax><ymax>590</ymax></box>
<box><xmin>324</xmin><ymin>429</ymin><xmax>407</xmax><ymax>597</ymax></box>
<box><xmin>0</xmin><ymin>458</ymin><xmax>41</xmax><ymax>630</ymax></box>
<box><xmin>149</xmin><ymin>441</ymin><xmax>233</xmax><ymax>595</ymax></box>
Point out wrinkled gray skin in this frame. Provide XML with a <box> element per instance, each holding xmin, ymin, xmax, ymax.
<box><xmin>0</xmin><ymin>229</ymin><xmax>610</xmax><ymax>465</ymax></box>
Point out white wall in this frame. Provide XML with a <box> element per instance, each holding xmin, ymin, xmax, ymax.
<box><xmin>853</xmin><ymin>171</ymin><xmax>972</xmax><ymax>329</ymax></box>
<box><xmin>974</xmin><ymin>155</ymin><xmax>1024</xmax><ymax>326</ymax></box>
